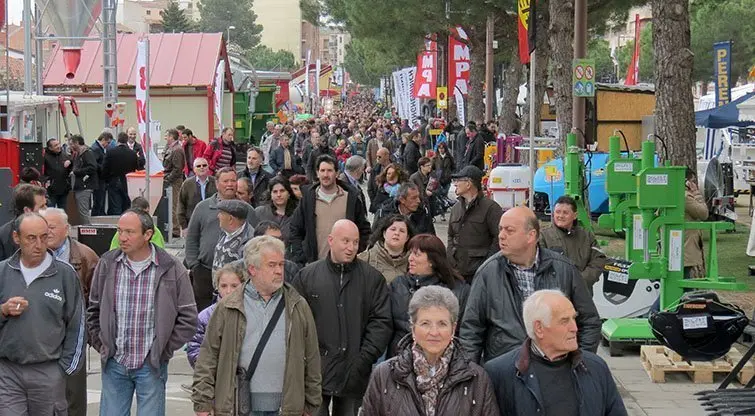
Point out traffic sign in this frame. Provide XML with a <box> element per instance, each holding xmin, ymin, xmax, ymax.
<box><xmin>437</xmin><ymin>86</ymin><xmax>448</xmax><ymax>109</ymax></box>
<box><xmin>573</xmin><ymin>58</ymin><xmax>596</xmax><ymax>97</ymax></box>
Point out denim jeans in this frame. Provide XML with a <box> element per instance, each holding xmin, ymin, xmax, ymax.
<box><xmin>100</xmin><ymin>358</ymin><xmax>168</xmax><ymax>416</ymax></box>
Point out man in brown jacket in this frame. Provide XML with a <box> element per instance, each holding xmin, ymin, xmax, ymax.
<box><xmin>42</xmin><ymin>207</ymin><xmax>99</xmax><ymax>416</ymax></box>
<box><xmin>163</xmin><ymin>128</ymin><xmax>186</xmax><ymax>237</ymax></box>
<box><xmin>177</xmin><ymin>157</ymin><xmax>217</xmax><ymax>235</ymax></box>
<box><xmin>192</xmin><ymin>236</ymin><xmax>321</xmax><ymax>416</ymax></box>
<box><xmin>447</xmin><ymin>166</ymin><xmax>503</xmax><ymax>282</ymax></box>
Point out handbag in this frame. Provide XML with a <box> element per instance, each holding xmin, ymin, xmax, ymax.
<box><xmin>235</xmin><ymin>298</ymin><xmax>286</xmax><ymax>416</ymax></box>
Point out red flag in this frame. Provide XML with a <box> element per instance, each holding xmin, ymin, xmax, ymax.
<box><xmin>625</xmin><ymin>14</ymin><xmax>641</xmax><ymax>85</ymax></box>
<box><xmin>413</xmin><ymin>41</ymin><xmax>437</xmax><ymax>98</ymax></box>
<box><xmin>448</xmin><ymin>26</ymin><xmax>470</xmax><ymax>97</ymax></box>
<box><xmin>518</xmin><ymin>0</ymin><xmax>534</xmax><ymax>64</ymax></box>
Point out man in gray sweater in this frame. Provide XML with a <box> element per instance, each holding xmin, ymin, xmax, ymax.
<box><xmin>0</xmin><ymin>212</ymin><xmax>85</xmax><ymax>416</ymax></box>
<box><xmin>185</xmin><ymin>167</ymin><xmax>259</xmax><ymax>311</ymax></box>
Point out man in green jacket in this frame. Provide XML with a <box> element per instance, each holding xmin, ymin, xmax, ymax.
<box><xmin>192</xmin><ymin>235</ymin><xmax>322</xmax><ymax>416</ymax></box>
<box><xmin>539</xmin><ymin>195</ymin><xmax>607</xmax><ymax>296</ymax></box>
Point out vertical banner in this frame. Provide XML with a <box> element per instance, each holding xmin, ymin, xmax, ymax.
<box><xmin>304</xmin><ymin>49</ymin><xmax>311</xmax><ymax>98</ymax></box>
<box><xmin>455</xmin><ymin>88</ymin><xmax>466</xmax><ymax>126</ymax></box>
<box><xmin>406</xmin><ymin>66</ymin><xmax>420</xmax><ymax>126</ymax></box>
<box><xmin>413</xmin><ymin>40</ymin><xmax>437</xmax><ymax>99</ymax></box>
<box><xmin>135</xmin><ymin>38</ymin><xmax>163</xmax><ymax>174</ymax></box>
<box><xmin>517</xmin><ymin>0</ymin><xmax>531</xmax><ymax>64</ymax></box>
<box><xmin>624</xmin><ymin>14</ymin><xmax>641</xmax><ymax>86</ymax></box>
<box><xmin>448</xmin><ymin>26</ymin><xmax>470</xmax><ymax>97</ymax></box>
<box><xmin>714</xmin><ymin>41</ymin><xmax>732</xmax><ymax>107</ymax></box>
<box><xmin>213</xmin><ymin>60</ymin><xmax>225</xmax><ymax>132</ymax></box>
<box><xmin>315</xmin><ymin>59</ymin><xmax>321</xmax><ymax>112</ymax></box>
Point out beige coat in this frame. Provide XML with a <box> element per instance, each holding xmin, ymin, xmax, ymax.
<box><xmin>357</xmin><ymin>242</ymin><xmax>409</xmax><ymax>284</ymax></box>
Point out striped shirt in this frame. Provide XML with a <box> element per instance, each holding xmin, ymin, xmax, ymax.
<box><xmin>216</xmin><ymin>141</ymin><xmax>233</xmax><ymax>169</ymax></box>
<box><xmin>113</xmin><ymin>245</ymin><xmax>159</xmax><ymax>370</ymax></box>
<box><xmin>511</xmin><ymin>249</ymin><xmax>539</xmax><ymax>301</ymax></box>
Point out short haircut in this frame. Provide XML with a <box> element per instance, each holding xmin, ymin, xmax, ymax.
<box><xmin>408</xmin><ymin>286</ymin><xmax>460</xmax><ymax>325</ymax></box>
<box><xmin>182</xmin><ymin>128</ymin><xmax>193</xmax><ymax>137</ymax></box>
<box><xmin>46</xmin><ymin>138</ymin><xmax>58</xmax><ymax>148</ymax></box>
<box><xmin>71</xmin><ymin>134</ymin><xmax>85</xmax><ymax>146</ymax></box>
<box><xmin>215</xmin><ymin>166</ymin><xmax>237</xmax><ymax>180</ymax></box>
<box><xmin>12</xmin><ymin>212</ymin><xmax>47</xmax><ymax>234</ymax></box>
<box><xmin>526</xmin><ymin>213</ymin><xmax>540</xmax><ymax>237</ymax></box>
<box><xmin>13</xmin><ymin>184</ymin><xmax>46</xmax><ymax>216</ymax></box>
<box><xmin>117</xmin><ymin>131</ymin><xmax>129</xmax><ymax>144</ymax></box>
<box><xmin>344</xmin><ymin>155</ymin><xmax>365</xmax><ymax>173</ymax></box>
<box><xmin>98</xmin><ymin>130</ymin><xmax>114</xmax><ymax>142</ymax></box>
<box><xmin>237</xmin><ymin>177</ymin><xmax>251</xmax><ymax>190</ymax></box>
<box><xmin>418</xmin><ymin>157</ymin><xmax>431</xmax><ymax>167</ymax></box>
<box><xmin>193</xmin><ymin>157</ymin><xmax>208</xmax><ymax>167</ymax></box>
<box><xmin>20</xmin><ymin>167</ymin><xmax>41</xmax><ymax>183</ymax></box>
<box><xmin>247</xmin><ymin>146</ymin><xmax>264</xmax><ymax>161</ymax></box>
<box><xmin>254</xmin><ymin>221</ymin><xmax>282</xmax><ymax>237</ymax></box>
<box><xmin>243</xmin><ymin>235</ymin><xmax>285</xmax><ymax>270</ymax></box>
<box><xmin>40</xmin><ymin>207</ymin><xmax>69</xmax><ymax>226</ymax></box>
<box><xmin>176</xmin><ymin>125</ymin><xmax>186</xmax><ymax>131</ymax></box>
<box><xmin>523</xmin><ymin>289</ymin><xmax>566</xmax><ymax>339</ymax></box>
<box><xmin>122</xmin><ymin>208</ymin><xmax>154</xmax><ymax>234</ymax></box>
<box><xmin>288</xmin><ymin>174</ymin><xmax>309</xmax><ymax>186</ymax></box>
<box><xmin>221</xmin><ymin>127</ymin><xmax>233</xmax><ymax>135</ymax></box>
<box><xmin>212</xmin><ymin>261</ymin><xmax>247</xmax><ymax>290</ymax></box>
<box><xmin>165</xmin><ymin>129</ymin><xmax>179</xmax><ymax>141</ymax></box>
<box><xmin>316</xmin><ymin>154</ymin><xmax>337</xmax><ymax>171</ymax></box>
<box><xmin>397</xmin><ymin>182</ymin><xmax>419</xmax><ymax>200</ymax></box>
<box><xmin>131</xmin><ymin>196</ymin><xmax>150</xmax><ymax>212</ymax></box>
<box><xmin>554</xmin><ymin>195</ymin><xmax>578</xmax><ymax>213</ymax></box>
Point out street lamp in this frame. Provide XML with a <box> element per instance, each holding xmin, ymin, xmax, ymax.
<box><xmin>227</xmin><ymin>25</ymin><xmax>236</xmax><ymax>45</ymax></box>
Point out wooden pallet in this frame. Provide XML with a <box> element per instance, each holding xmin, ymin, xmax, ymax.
<box><xmin>640</xmin><ymin>345</ymin><xmax>755</xmax><ymax>384</ymax></box>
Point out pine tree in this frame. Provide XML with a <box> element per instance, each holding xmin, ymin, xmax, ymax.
<box><xmin>199</xmin><ymin>0</ymin><xmax>262</xmax><ymax>51</ymax></box>
<box><xmin>160</xmin><ymin>1</ymin><xmax>195</xmax><ymax>33</ymax></box>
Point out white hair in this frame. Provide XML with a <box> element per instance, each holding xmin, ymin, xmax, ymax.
<box><xmin>522</xmin><ymin>289</ymin><xmax>566</xmax><ymax>339</ymax></box>
<box><xmin>243</xmin><ymin>235</ymin><xmax>285</xmax><ymax>270</ymax></box>
<box><xmin>193</xmin><ymin>157</ymin><xmax>208</xmax><ymax>167</ymax></box>
<box><xmin>40</xmin><ymin>208</ymin><xmax>69</xmax><ymax>226</ymax></box>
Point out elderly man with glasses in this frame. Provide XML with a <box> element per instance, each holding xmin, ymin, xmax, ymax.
<box><xmin>177</xmin><ymin>157</ymin><xmax>217</xmax><ymax>237</ymax></box>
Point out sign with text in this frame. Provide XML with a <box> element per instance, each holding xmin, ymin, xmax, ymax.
<box><xmin>714</xmin><ymin>41</ymin><xmax>732</xmax><ymax>107</ymax></box>
<box><xmin>449</xmin><ymin>26</ymin><xmax>470</xmax><ymax>97</ymax></box>
<box><xmin>572</xmin><ymin>58</ymin><xmax>595</xmax><ymax>98</ymax></box>
<box><xmin>437</xmin><ymin>86</ymin><xmax>448</xmax><ymax>109</ymax></box>
<box><xmin>135</xmin><ymin>38</ymin><xmax>163</xmax><ymax>174</ymax></box>
<box><xmin>413</xmin><ymin>41</ymin><xmax>437</xmax><ymax>99</ymax></box>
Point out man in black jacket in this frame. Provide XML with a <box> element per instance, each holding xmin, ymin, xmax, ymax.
<box><xmin>401</xmin><ymin>131</ymin><xmax>421</xmax><ymax>175</ymax></box>
<box><xmin>237</xmin><ymin>147</ymin><xmax>272</xmax><ymax>208</ymax></box>
<box><xmin>291</xmin><ymin>219</ymin><xmax>391</xmax><ymax>416</ymax></box>
<box><xmin>90</xmin><ymin>131</ymin><xmax>112</xmax><ymax>216</ymax></box>
<box><xmin>463</xmin><ymin>123</ymin><xmax>485</xmax><ymax>171</ymax></box>
<box><xmin>289</xmin><ymin>155</ymin><xmax>370</xmax><ymax>265</ymax></box>
<box><xmin>374</xmin><ymin>182</ymin><xmax>434</xmax><ymax>234</ymax></box>
<box><xmin>69</xmin><ymin>135</ymin><xmax>99</xmax><ymax>225</ymax></box>
<box><xmin>0</xmin><ymin>184</ymin><xmax>47</xmax><ymax>261</ymax></box>
<box><xmin>43</xmin><ymin>138</ymin><xmax>71</xmax><ymax>209</ymax></box>
<box><xmin>459</xmin><ymin>206</ymin><xmax>601</xmax><ymax>364</ymax></box>
<box><xmin>126</xmin><ymin>126</ymin><xmax>146</xmax><ymax>170</ymax></box>
<box><xmin>103</xmin><ymin>132</ymin><xmax>139</xmax><ymax>215</ymax></box>
<box><xmin>305</xmin><ymin>131</ymin><xmax>334</xmax><ymax>182</ymax></box>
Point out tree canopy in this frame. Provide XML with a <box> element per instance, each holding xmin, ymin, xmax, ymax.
<box><xmin>198</xmin><ymin>0</ymin><xmax>262</xmax><ymax>51</ymax></box>
<box><xmin>160</xmin><ymin>1</ymin><xmax>196</xmax><ymax>34</ymax></box>
<box><xmin>247</xmin><ymin>46</ymin><xmax>298</xmax><ymax>72</ymax></box>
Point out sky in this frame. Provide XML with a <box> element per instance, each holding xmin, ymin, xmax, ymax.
<box><xmin>8</xmin><ymin>0</ymin><xmax>26</xmax><ymax>25</ymax></box>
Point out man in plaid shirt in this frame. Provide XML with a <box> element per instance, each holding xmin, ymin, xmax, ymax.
<box><xmin>87</xmin><ymin>209</ymin><xmax>197</xmax><ymax>415</ymax></box>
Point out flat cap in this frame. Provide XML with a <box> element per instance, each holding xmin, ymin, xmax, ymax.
<box><xmin>216</xmin><ymin>199</ymin><xmax>249</xmax><ymax>219</ymax></box>
<box><xmin>451</xmin><ymin>165</ymin><xmax>484</xmax><ymax>183</ymax></box>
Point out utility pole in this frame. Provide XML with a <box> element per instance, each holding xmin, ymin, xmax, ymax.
<box><xmin>485</xmin><ymin>15</ymin><xmax>494</xmax><ymax>121</ymax></box>
<box><xmin>23</xmin><ymin>0</ymin><xmax>33</xmax><ymax>95</ymax></box>
<box><xmin>35</xmin><ymin>8</ymin><xmax>44</xmax><ymax>95</ymax></box>
<box><xmin>572</xmin><ymin>0</ymin><xmax>587</xmax><ymax>145</ymax></box>
<box><xmin>102</xmin><ymin>0</ymin><xmax>119</xmax><ymax>130</ymax></box>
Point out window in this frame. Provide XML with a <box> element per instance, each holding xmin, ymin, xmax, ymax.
<box><xmin>187</xmin><ymin>3</ymin><xmax>192</xmax><ymax>8</ymax></box>
<box><xmin>146</xmin><ymin>10</ymin><xmax>151</xmax><ymax>15</ymax></box>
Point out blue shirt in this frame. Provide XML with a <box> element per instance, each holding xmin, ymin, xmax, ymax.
<box><xmin>196</xmin><ymin>176</ymin><xmax>210</xmax><ymax>200</ymax></box>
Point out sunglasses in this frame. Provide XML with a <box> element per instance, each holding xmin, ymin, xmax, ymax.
<box><xmin>195</xmin><ymin>164</ymin><xmax>208</xmax><ymax>168</ymax></box>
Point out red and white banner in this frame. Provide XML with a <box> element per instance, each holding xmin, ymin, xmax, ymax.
<box><xmin>625</xmin><ymin>14</ymin><xmax>641</xmax><ymax>86</ymax></box>
<box><xmin>449</xmin><ymin>26</ymin><xmax>470</xmax><ymax>97</ymax></box>
<box><xmin>413</xmin><ymin>40</ymin><xmax>437</xmax><ymax>99</ymax></box>
<box><xmin>135</xmin><ymin>38</ymin><xmax>163</xmax><ymax>173</ymax></box>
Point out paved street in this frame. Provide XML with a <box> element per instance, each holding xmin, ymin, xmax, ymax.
<box><xmin>82</xmin><ymin>219</ymin><xmax>718</xmax><ymax>415</ymax></box>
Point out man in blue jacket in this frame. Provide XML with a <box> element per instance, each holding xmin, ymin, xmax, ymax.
<box><xmin>0</xmin><ymin>212</ymin><xmax>86</xmax><ymax>416</ymax></box>
<box><xmin>485</xmin><ymin>290</ymin><xmax>627</xmax><ymax>416</ymax></box>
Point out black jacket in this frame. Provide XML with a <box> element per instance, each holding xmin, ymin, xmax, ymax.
<box><xmin>130</xmin><ymin>141</ymin><xmax>146</xmax><ymax>170</ymax></box>
<box><xmin>71</xmin><ymin>147</ymin><xmax>99</xmax><ymax>191</ymax></box>
<box><xmin>0</xmin><ymin>220</ymin><xmax>16</xmax><ymax>262</ymax></box>
<box><xmin>291</xmin><ymin>256</ymin><xmax>392</xmax><ymax>398</ymax></box>
<box><xmin>288</xmin><ymin>180</ymin><xmax>371</xmax><ymax>265</ymax></box>
<box><xmin>374</xmin><ymin>198</ymin><xmax>435</xmax><ymax>235</ymax></box>
<box><xmin>485</xmin><ymin>339</ymin><xmax>626</xmax><ymax>416</ymax></box>
<box><xmin>432</xmin><ymin>153</ymin><xmax>455</xmax><ymax>186</ymax></box>
<box><xmin>459</xmin><ymin>248</ymin><xmax>602</xmax><ymax>364</ymax></box>
<box><xmin>387</xmin><ymin>274</ymin><xmax>470</xmax><ymax>357</ymax></box>
<box><xmin>464</xmin><ymin>135</ymin><xmax>485</xmax><ymax>171</ymax></box>
<box><xmin>90</xmin><ymin>141</ymin><xmax>108</xmax><ymax>184</ymax></box>
<box><xmin>238</xmin><ymin>166</ymin><xmax>273</xmax><ymax>208</ymax></box>
<box><xmin>306</xmin><ymin>144</ymin><xmax>335</xmax><ymax>181</ymax></box>
<box><xmin>402</xmin><ymin>140</ymin><xmax>421</xmax><ymax>175</ymax></box>
<box><xmin>270</xmin><ymin>146</ymin><xmax>304</xmax><ymax>175</ymax></box>
<box><xmin>102</xmin><ymin>143</ymin><xmax>139</xmax><ymax>183</ymax></box>
<box><xmin>363</xmin><ymin>337</ymin><xmax>500</xmax><ymax>416</ymax></box>
<box><xmin>43</xmin><ymin>150</ymin><xmax>71</xmax><ymax>197</ymax></box>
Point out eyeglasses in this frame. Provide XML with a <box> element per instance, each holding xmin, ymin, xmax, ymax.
<box><xmin>195</xmin><ymin>164</ymin><xmax>208</xmax><ymax>168</ymax></box>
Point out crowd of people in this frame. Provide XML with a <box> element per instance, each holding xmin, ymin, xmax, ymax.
<box><xmin>0</xmin><ymin>95</ymin><xmax>628</xmax><ymax>416</ymax></box>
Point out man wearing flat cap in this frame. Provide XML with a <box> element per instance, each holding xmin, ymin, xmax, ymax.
<box><xmin>212</xmin><ymin>199</ymin><xmax>255</xmax><ymax>273</ymax></box>
<box><xmin>447</xmin><ymin>165</ymin><xmax>503</xmax><ymax>282</ymax></box>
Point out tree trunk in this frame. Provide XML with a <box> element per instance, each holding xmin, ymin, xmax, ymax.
<box><xmin>500</xmin><ymin>50</ymin><xmax>523</xmax><ymax>135</ymax></box>
<box><xmin>467</xmin><ymin>26</ymin><xmax>486</xmax><ymax>125</ymax></box>
<box><xmin>549</xmin><ymin>0</ymin><xmax>574</xmax><ymax>153</ymax></box>
<box><xmin>652</xmin><ymin>0</ymin><xmax>696</xmax><ymax>171</ymax></box>
<box><xmin>522</xmin><ymin>0</ymin><xmax>551</xmax><ymax>137</ymax></box>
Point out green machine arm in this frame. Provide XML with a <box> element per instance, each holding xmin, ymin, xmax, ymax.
<box><xmin>563</xmin><ymin>132</ymin><xmax>593</xmax><ymax>232</ymax></box>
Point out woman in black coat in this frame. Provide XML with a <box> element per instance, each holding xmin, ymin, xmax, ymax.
<box><xmin>388</xmin><ymin>233</ymin><xmax>470</xmax><ymax>357</ymax></box>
